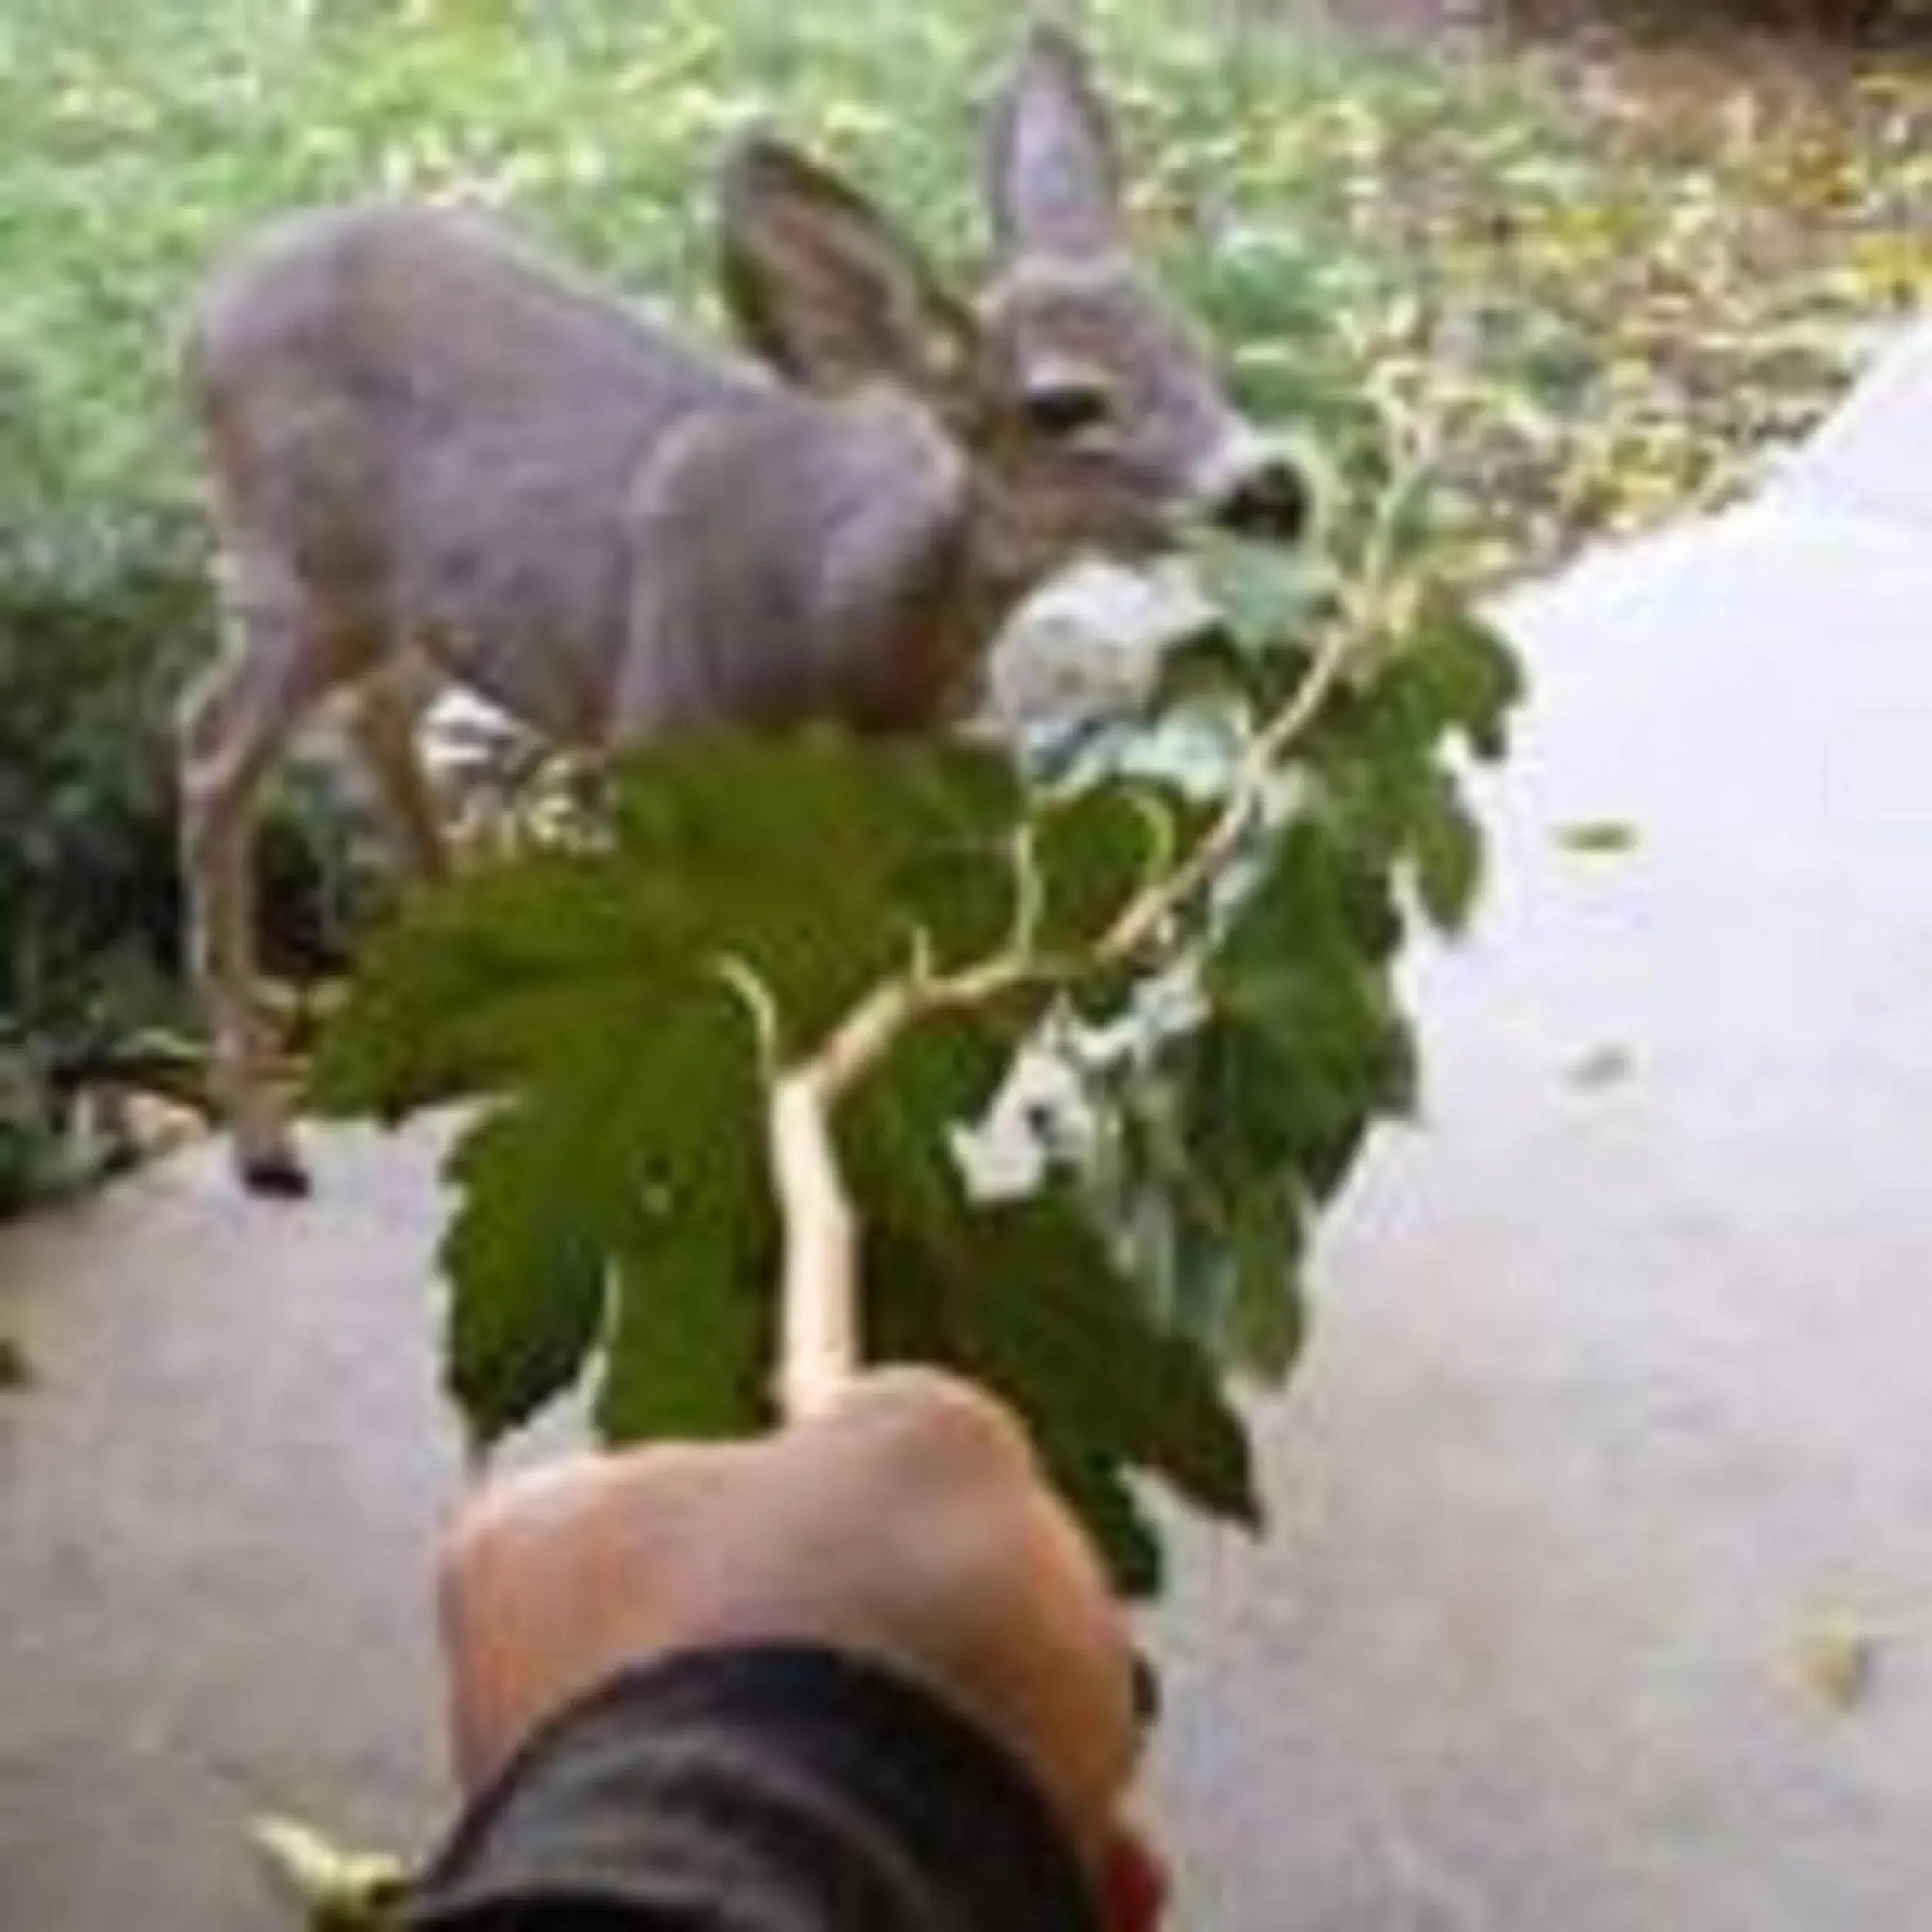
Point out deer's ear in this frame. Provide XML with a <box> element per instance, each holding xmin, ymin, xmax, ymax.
<box><xmin>719</xmin><ymin>136</ymin><xmax>981</xmax><ymax>401</ymax></box>
<box><xmin>985</xmin><ymin>22</ymin><xmax>1124</xmax><ymax>260</ymax></box>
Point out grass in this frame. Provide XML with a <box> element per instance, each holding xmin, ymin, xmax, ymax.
<box><xmin>0</xmin><ymin>0</ymin><xmax>1925</xmax><ymax>577</ymax></box>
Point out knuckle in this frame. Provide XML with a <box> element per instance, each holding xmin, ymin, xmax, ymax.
<box><xmin>437</xmin><ymin>1455</ymin><xmax>607</xmax><ymax>1587</ymax></box>
<box><xmin>845</xmin><ymin>1365</ymin><xmax>1034</xmax><ymax>1471</ymax></box>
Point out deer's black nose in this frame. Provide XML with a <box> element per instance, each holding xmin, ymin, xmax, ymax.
<box><xmin>1212</xmin><ymin>457</ymin><xmax>1310</xmax><ymax>545</ymax></box>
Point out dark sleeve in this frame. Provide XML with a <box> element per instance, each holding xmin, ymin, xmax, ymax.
<box><xmin>406</xmin><ymin>1643</ymin><xmax>1105</xmax><ymax>1932</ymax></box>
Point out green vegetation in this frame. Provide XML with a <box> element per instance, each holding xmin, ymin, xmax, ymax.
<box><xmin>1</xmin><ymin>2</ymin><xmax>1925</xmax><ymax>1233</ymax></box>
<box><xmin>1</xmin><ymin>1</ymin><xmax>1923</xmax><ymax>557</ymax></box>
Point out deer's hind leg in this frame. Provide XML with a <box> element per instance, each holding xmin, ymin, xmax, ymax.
<box><xmin>342</xmin><ymin>653</ymin><xmax>451</xmax><ymax>887</ymax></box>
<box><xmin>180</xmin><ymin>561</ymin><xmax>369</xmax><ymax>1196</ymax></box>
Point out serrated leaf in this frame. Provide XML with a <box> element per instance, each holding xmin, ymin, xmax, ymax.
<box><xmin>1119</xmin><ymin>1019</ymin><xmax>1315</xmax><ymax>1374</ymax></box>
<box><xmin>888</xmin><ymin>842</ymin><xmax>1015</xmax><ymax>972</ymax></box>
<box><xmin>1410</xmin><ymin>765</ymin><xmax>1485</xmax><ymax>935</ymax></box>
<box><xmin>1218</xmin><ymin>814</ymin><xmax>1406</xmax><ymax>984</ymax></box>
<box><xmin>1206</xmin><ymin>818</ymin><xmax>1419</xmax><ymax>1195</ymax></box>
<box><xmin>314</xmin><ymin>729</ymin><xmax>1044</xmax><ymax>1454</ymax></box>
<box><xmin>875</xmin><ymin>740</ymin><xmax>1025</xmax><ymax>970</ymax></box>
<box><xmin>598</xmin><ymin>1236</ymin><xmax>767</xmax><ymax>1442</ymax></box>
<box><xmin>837</xmin><ymin>1010</ymin><xmax>1026</xmax><ymax>1243</ymax></box>
<box><xmin>1034</xmin><ymin>781</ymin><xmax>1158</xmax><ymax>952</ymax></box>
<box><xmin>609</xmin><ymin>733</ymin><xmax>937</xmax><ymax>1050</ymax></box>
<box><xmin>863</xmin><ymin>1186</ymin><xmax>1261</xmax><ymax>1581</ymax></box>
<box><xmin>320</xmin><ymin>731</ymin><xmax>1029</xmax><ymax>1124</ymax></box>
<box><xmin>1403</xmin><ymin>601</ymin><xmax>1526</xmax><ymax>763</ymax></box>
<box><xmin>1228</xmin><ymin>1176</ymin><xmax>1307</xmax><ymax>1383</ymax></box>
<box><xmin>592</xmin><ymin>984</ymin><xmax>775</xmax><ymax>1443</ymax></box>
<box><xmin>435</xmin><ymin>975</ymin><xmax>772</xmax><ymax>1451</ymax></box>
<box><xmin>440</xmin><ymin>1101</ymin><xmax>612</xmax><ymax>1443</ymax></box>
<box><xmin>310</xmin><ymin>854</ymin><xmax>663</xmax><ymax>1120</ymax></box>
<box><xmin>1043</xmin><ymin>1447</ymin><xmax>1166</xmax><ymax>1598</ymax></box>
<box><xmin>968</xmin><ymin>1192</ymin><xmax>1260</xmax><ymax>1527</ymax></box>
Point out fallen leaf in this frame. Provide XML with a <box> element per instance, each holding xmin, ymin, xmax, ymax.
<box><xmin>1567</xmin><ymin>1046</ymin><xmax>1634</xmax><ymax>1090</ymax></box>
<box><xmin>251</xmin><ymin>1816</ymin><xmax>407</xmax><ymax>1930</ymax></box>
<box><xmin>1791</xmin><ymin>1614</ymin><xmax>1879</xmax><ymax>1714</ymax></box>
<box><xmin>1557</xmin><ymin>819</ymin><xmax>1641</xmax><ymax>857</ymax></box>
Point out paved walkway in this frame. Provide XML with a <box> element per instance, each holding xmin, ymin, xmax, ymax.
<box><xmin>5</xmin><ymin>324</ymin><xmax>1932</xmax><ymax>1930</ymax></box>
<box><xmin>1151</xmin><ymin>329</ymin><xmax>1932</xmax><ymax>1927</ymax></box>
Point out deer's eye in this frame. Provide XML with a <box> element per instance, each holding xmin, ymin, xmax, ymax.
<box><xmin>1020</xmin><ymin>379</ymin><xmax>1113</xmax><ymax>439</ymax></box>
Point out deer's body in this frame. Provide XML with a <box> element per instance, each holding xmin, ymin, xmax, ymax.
<box><xmin>182</xmin><ymin>26</ymin><xmax>1308</xmax><ymax>1192</ymax></box>
<box><xmin>196</xmin><ymin>204</ymin><xmax>988</xmax><ymax>747</ymax></box>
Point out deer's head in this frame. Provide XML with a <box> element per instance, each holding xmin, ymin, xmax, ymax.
<box><xmin>716</xmin><ymin>26</ymin><xmax>1304</xmax><ymax>653</ymax></box>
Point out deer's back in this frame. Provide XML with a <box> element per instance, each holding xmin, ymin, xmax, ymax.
<box><xmin>192</xmin><ymin>202</ymin><xmax>754</xmax><ymax>738</ymax></box>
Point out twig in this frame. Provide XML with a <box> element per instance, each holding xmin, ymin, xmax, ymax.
<box><xmin>769</xmin><ymin>1064</ymin><xmax>859</xmax><ymax>1422</ymax></box>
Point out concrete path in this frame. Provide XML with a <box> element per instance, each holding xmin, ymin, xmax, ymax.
<box><xmin>1151</xmin><ymin>405</ymin><xmax>1932</xmax><ymax>1925</ymax></box>
<box><xmin>6</xmin><ymin>321</ymin><xmax>1932</xmax><ymax>1931</ymax></box>
<box><xmin>0</xmin><ymin>1129</ymin><xmax>461</xmax><ymax>1930</ymax></box>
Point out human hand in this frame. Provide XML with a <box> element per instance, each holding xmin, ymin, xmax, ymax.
<box><xmin>436</xmin><ymin>1366</ymin><xmax>1148</xmax><ymax>1874</ymax></box>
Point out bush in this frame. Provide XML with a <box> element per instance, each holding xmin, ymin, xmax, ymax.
<box><xmin>0</xmin><ymin>502</ymin><xmax>376</xmax><ymax>1209</ymax></box>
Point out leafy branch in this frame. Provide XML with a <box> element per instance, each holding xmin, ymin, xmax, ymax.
<box><xmin>764</xmin><ymin>548</ymin><xmax>1366</xmax><ymax>1416</ymax></box>
<box><xmin>313</xmin><ymin>398</ymin><xmax>1521</xmax><ymax>1592</ymax></box>
<box><xmin>760</xmin><ymin>402</ymin><xmax>1447</xmax><ymax>1423</ymax></box>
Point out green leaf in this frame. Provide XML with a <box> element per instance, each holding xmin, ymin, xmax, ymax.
<box><xmin>864</xmin><ymin>1184</ymin><xmax>1261</xmax><ymax>1589</ymax></box>
<box><xmin>599</xmin><ymin>1238</ymin><xmax>767</xmax><ymax>1443</ymax></box>
<box><xmin>311</xmin><ymin>854</ymin><xmax>662</xmax><ymax>1120</ymax></box>
<box><xmin>1042</xmin><ymin>1447</ymin><xmax>1165</xmax><ymax>1599</ymax></box>
<box><xmin>1034</xmin><ymin>780</ymin><xmax>1158</xmax><ymax>953</ymax></box>
<box><xmin>877</xmin><ymin>743</ymin><xmax>1024</xmax><ymax>971</ymax></box>
<box><xmin>837</xmin><ymin>1009</ymin><xmax>1026</xmax><ymax>1242</ymax></box>
<box><xmin>1206</xmin><ymin>817</ymin><xmax>1418</xmax><ymax>1196</ymax></box>
<box><xmin>314</xmin><ymin>729</ymin><xmax>1039</xmax><ymax>1454</ymax></box>
<box><xmin>591</xmin><ymin>982</ymin><xmax>776</xmax><ymax>1443</ymax></box>
<box><xmin>1227</xmin><ymin>1177</ymin><xmax>1307</xmax><ymax>1383</ymax></box>
<box><xmin>440</xmin><ymin>1101</ymin><xmax>611</xmax><ymax>1442</ymax></box>
<box><xmin>1410</xmin><ymin>765</ymin><xmax>1485</xmax><ymax>935</ymax></box>
<box><xmin>1218</xmin><ymin>813</ymin><xmax>1406</xmax><ymax>981</ymax></box>
<box><xmin>1557</xmin><ymin>818</ymin><xmax>1639</xmax><ymax>856</ymax></box>
<box><xmin>611</xmin><ymin>729</ymin><xmax>1023</xmax><ymax>1045</ymax></box>
<box><xmin>435</xmin><ymin>975</ymin><xmax>773</xmax><ymax>1451</ymax></box>
<box><xmin>1402</xmin><ymin>601</ymin><xmax>1526</xmax><ymax>763</ymax></box>
<box><xmin>971</xmin><ymin>1192</ymin><xmax>1260</xmax><ymax>1527</ymax></box>
<box><xmin>317</xmin><ymin>730</ymin><xmax>1027</xmax><ymax>1130</ymax></box>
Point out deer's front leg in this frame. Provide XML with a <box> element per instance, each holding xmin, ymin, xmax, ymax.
<box><xmin>179</xmin><ymin>583</ymin><xmax>345</xmax><ymax>1196</ymax></box>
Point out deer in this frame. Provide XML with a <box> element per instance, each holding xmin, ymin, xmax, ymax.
<box><xmin>179</xmin><ymin>23</ymin><xmax>1309</xmax><ymax>1196</ymax></box>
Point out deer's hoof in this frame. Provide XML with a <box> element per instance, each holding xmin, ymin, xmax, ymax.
<box><xmin>241</xmin><ymin>1154</ymin><xmax>313</xmax><ymax>1199</ymax></box>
